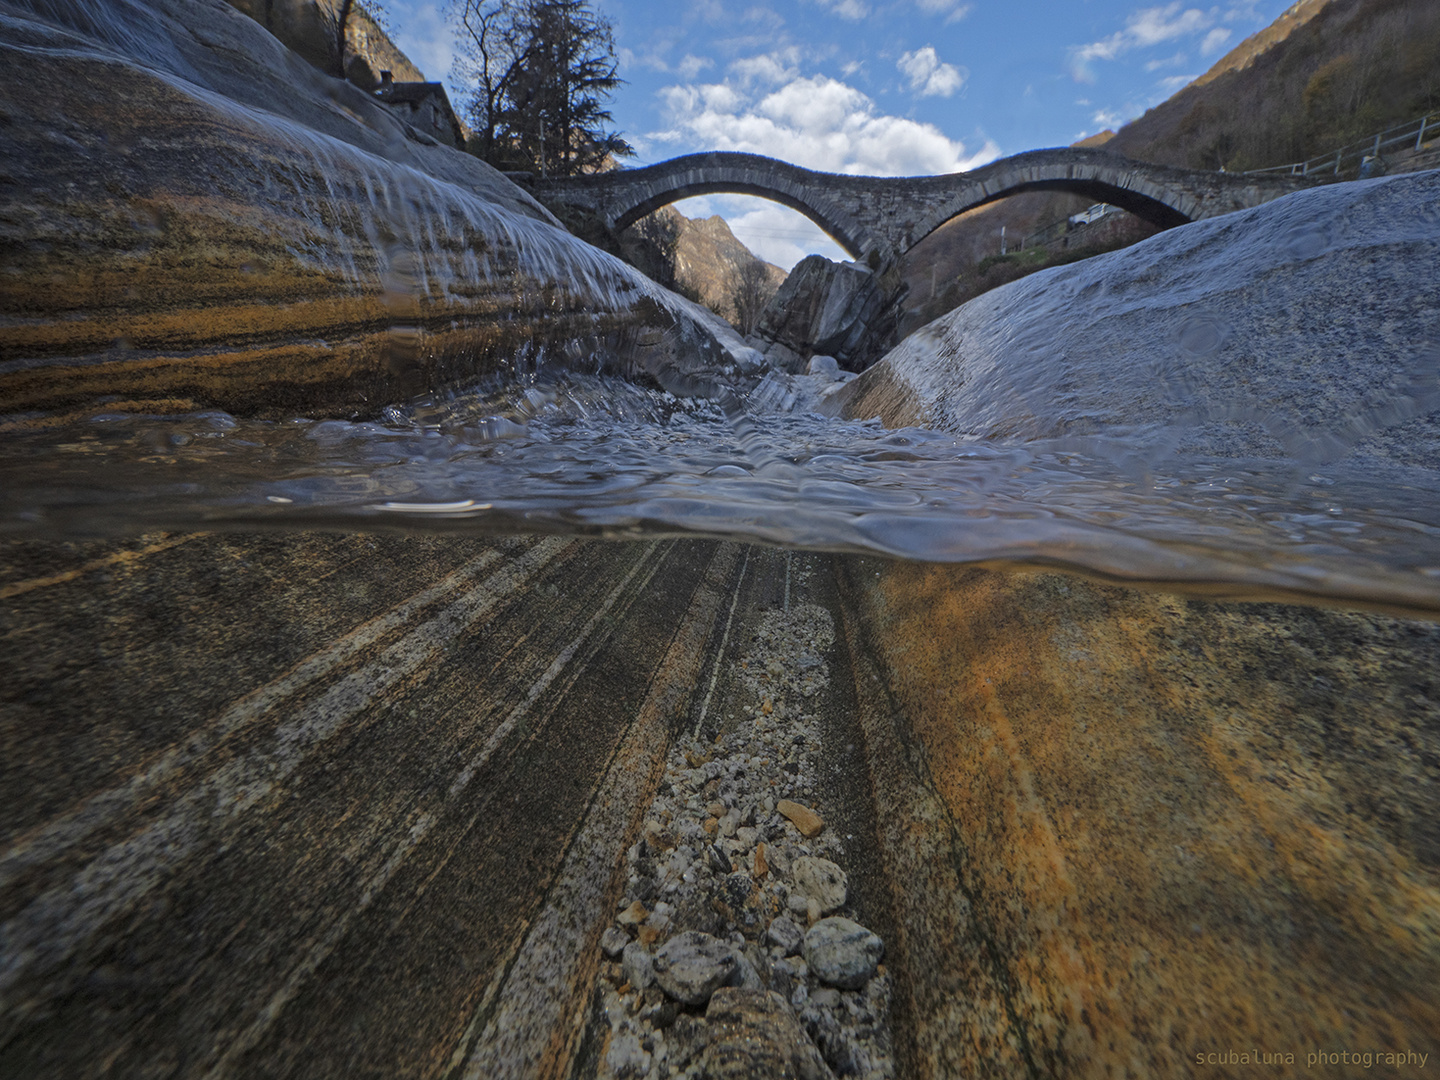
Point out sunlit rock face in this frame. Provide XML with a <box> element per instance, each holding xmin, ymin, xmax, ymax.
<box><xmin>844</xmin><ymin>170</ymin><xmax>1440</xmax><ymax>471</ymax></box>
<box><xmin>224</xmin><ymin>0</ymin><xmax>427</xmax><ymax>90</ymax></box>
<box><xmin>0</xmin><ymin>0</ymin><xmax>736</xmax><ymax>419</ymax></box>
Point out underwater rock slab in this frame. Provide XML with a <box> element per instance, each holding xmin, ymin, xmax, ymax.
<box><xmin>843</xmin><ymin>169</ymin><xmax>1440</xmax><ymax>472</ymax></box>
<box><xmin>0</xmin><ymin>0</ymin><xmax>737</xmax><ymax>420</ymax></box>
<box><xmin>833</xmin><ymin>557</ymin><xmax>1440</xmax><ymax>1078</ymax></box>
<box><xmin>2</xmin><ymin>532</ymin><xmax>1436</xmax><ymax>1077</ymax></box>
<box><xmin>0</xmin><ymin>531</ymin><xmax>746</xmax><ymax>1078</ymax></box>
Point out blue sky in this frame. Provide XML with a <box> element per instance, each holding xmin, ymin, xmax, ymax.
<box><xmin>385</xmin><ymin>0</ymin><xmax>1294</xmax><ymax>266</ymax></box>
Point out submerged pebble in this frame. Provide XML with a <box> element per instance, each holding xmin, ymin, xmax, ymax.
<box><xmin>804</xmin><ymin>918</ymin><xmax>885</xmax><ymax>990</ymax></box>
<box><xmin>591</xmin><ymin>601</ymin><xmax>894</xmax><ymax>1079</ymax></box>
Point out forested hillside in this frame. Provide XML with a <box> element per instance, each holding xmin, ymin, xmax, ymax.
<box><xmin>900</xmin><ymin>0</ymin><xmax>1440</xmax><ymax>334</ymax></box>
<box><xmin>1109</xmin><ymin>0</ymin><xmax>1440</xmax><ymax>171</ymax></box>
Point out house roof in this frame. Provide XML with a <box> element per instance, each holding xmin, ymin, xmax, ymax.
<box><xmin>375</xmin><ymin>81</ymin><xmax>466</xmax><ymax>147</ymax></box>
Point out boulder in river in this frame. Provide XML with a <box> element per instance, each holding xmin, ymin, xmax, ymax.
<box><xmin>750</xmin><ymin>255</ymin><xmax>905</xmax><ymax>373</ymax></box>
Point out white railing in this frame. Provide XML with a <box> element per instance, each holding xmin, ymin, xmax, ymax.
<box><xmin>1244</xmin><ymin>110</ymin><xmax>1438</xmax><ymax>180</ymax></box>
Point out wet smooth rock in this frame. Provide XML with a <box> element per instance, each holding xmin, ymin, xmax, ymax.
<box><xmin>803</xmin><ymin>918</ymin><xmax>884</xmax><ymax>991</ymax></box>
<box><xmin>651</xmin><ymin>931</ymin><xmax>740</xmax><ymax>1005</ymax></box>
<box><xmin>837</xmin><ymin>555</ymin><xmax>1440</xmax><ymax>1077</ymax></box>
<box><xmin>843</xmin><ymin>170</ymin><xmax>1440</xmax><ymax>472</ymax></box>
<box><xmin>702</xmin><ymin>988</ymin><xmax>835</xmax><ymax>1080</ymax></box>
<box><xmin>0</xmin><ymin>0</ymin><xmax>743</xmax><ymax>420</ymax></box>
<box><xmin>792</xmin><ymin>856</ymin><xmax>848</xmax><ymax>914</ymax></box>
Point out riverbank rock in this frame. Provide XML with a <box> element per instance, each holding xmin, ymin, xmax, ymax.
<box><xmin>842</xmin><ymin>169</ymin><xmax>1440</xmax><ymax>472</ymax></box>
<box><xmin>0</xmin><ymin>0</ymin><xmax>744</xmax><ymax>420</ymax></box>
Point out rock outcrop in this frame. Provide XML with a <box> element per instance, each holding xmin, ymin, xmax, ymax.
<box><xmin>0</xmin><ymin>0</ymin><xmax>743</xmax><ymax>420</ymax></box>
<box><xmin>749</xmin><ymin>255</ymin><xmax>904</xmax><ymax>373</ymax></box>
<box><xmin>620</xmin><ymin>208</ymin><xmax>786</xmax><ymax>326</ymax></box>
<box><xmin>224</xmin><ymin>0</ymin><xmax>426</xmax><ymax>89</ymax></box>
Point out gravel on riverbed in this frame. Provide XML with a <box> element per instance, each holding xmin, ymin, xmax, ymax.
<box><xmin>591</xmin><ymin>603</ymin><xmax>895</xmax><ymax>1080</ymax></box>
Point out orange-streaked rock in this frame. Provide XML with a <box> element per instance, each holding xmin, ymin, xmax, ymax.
<box><xmin>777</xmin><ymin>799</ymin><xmax>825</xmax><ymax>838</ymax></box>
<box><xmin>0</xmin><ymin>1</ymin><xmax>731</xmax><ymax>419</ymax></box>
<box><xmin>836</xmin><ymin>557</ymin><xmax>1440</xmax><ymax>1078</ymax></box>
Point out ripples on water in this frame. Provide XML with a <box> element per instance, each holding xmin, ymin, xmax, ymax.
<box><xmin>3</xmin><ymin>371</ymin><xmax>1438</xmax><ymax>615</ymax></box>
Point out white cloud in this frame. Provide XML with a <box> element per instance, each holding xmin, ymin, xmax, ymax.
<box><xmin>633</xmin><ymin>50</ymin><xmax>717</xmax><ymax>78</ymax></box>
<box><xmin>897</xmin><ymin>46</ymin><xmax>967</xmax><ymax>98</ymax></box>
<box><xmin>652</xmin><ymin>69</ymin><xmax>999</xmax><ymax>177</ymax></box>
<box><xmin>1068</xmin><ymin>2</ymin><xmax>1216</xmax><ymax>83</ymax></box>
<box><xmin>1093</xmin><ymin>108</ymin><xmax>1124</xmax><ymax>128</ymax></box>
<box><xmin>730</xmin><ymin>49</ymin><xmax>803</xmax><ymax>86</ymax></box>
<box><xmin>742</xmin><ymin>6</ymin><xmax>786</xmax><ymax>30</ymax></box>
<box><xmin>687</xmin><ymin>0</ymin><xmax>726</xmax><ymax>24</ymax></box>
<box><xmin>1155</xmin><ymin>74</ymin><xmax>1197</xmax><ymax>96</ymax></box>
<box><xmin>1127</xmin><ymin>3</ymin><xmax>1212</xmax><ymax>46</ymax></box>
<box><xmin>1200</xmin><ymin>27</ymin><xmax>1232</xmax><ymax>55</ymax></box>
<box><xmin>1220</xmin><ymin>0</ymin><xmax>1262</xmax><ymax>21</ymax></box>
<box><xmin>1144</xmin><ymin>51</ymin><xmax>1187</xmax><ymax>71</ymax></box>
<box><xmin>674</xmin><ymin>54</ymin><xmax>715</xmax><ymax>80</ymax></box>
<box><xmin>816</xmin><ymin>0</ymin><xmax>869</xmax><ymax>20</ymax></box>
<box><xmin>916</xmin><ymin>0</ymin><xmax>972</xmax><ymax>23</ymax></box>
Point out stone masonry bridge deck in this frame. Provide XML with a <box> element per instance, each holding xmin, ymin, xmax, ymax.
<box><xmin>532</xmin><ymin>148</ymin><xmax>1314</xmax><ymax>264</ymax></box>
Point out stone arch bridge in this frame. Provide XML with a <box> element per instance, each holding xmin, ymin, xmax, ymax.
<box><xmin>531</xmin><ymin>148</ymin><xmax>1312</xmax><ymax>264</ymax></box>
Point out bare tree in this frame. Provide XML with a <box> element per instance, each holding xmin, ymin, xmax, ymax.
<box><xmin>731</xmin><ymin>260</ymin><xmax>776</xmax><ymax>337</ymax></box>
<box><xmin>449</xmin><ymin>0</ymin><xmax>532</xmax><ymax>163</ymax></box>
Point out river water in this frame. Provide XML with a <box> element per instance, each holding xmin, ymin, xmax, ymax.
<box><xmin>3</xmin><ymin>368</ymin><xmax>1438</xmax><ymax>617</ymax></box>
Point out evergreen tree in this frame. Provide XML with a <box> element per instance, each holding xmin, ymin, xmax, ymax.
<box><xmin>450</xmin><ymin>0</ymin><xmax>632</xmax><ymax>176</ymax></box>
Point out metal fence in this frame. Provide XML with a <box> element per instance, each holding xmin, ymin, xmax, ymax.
<box><xmin>1244</xmin><ymin>110</ymin><xmax>1439</xmax><ymax>180</ymax></box>
<box><xmin>1016</xmin><ymin>203</ymin><xmax>1117</xmax><ymax>252</ymax></box>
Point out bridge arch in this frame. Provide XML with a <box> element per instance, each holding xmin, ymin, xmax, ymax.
<box><xmin>537</xmin><ymin>152</ymin><xmax>887</xmax><ymax>261</ymax></box>
<box><xmin>904</xmin><ymin>156</ymin><xmax>1204</xmax><ymax>251</ymax></box>
<box><xmin>611</xmin><ymin>180</ymin><xmax>870</xmax><ymax>260</ymax></box>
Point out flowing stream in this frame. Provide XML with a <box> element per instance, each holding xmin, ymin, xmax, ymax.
<box><xmin>3</xmin><ymin>368</ymin><xmax>1439</xmax><ymax>616</ymax></box>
